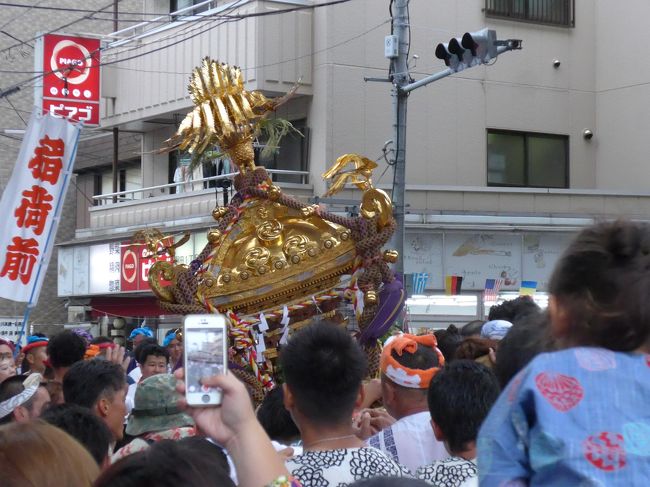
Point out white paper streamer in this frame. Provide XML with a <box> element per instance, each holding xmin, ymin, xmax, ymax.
<box><xmin>281</xmin><ymin>305</ymin><xmax>290</xmax><ymax>325</ymax></box>
<box><xmin>258</xmin><ymin>313</ymin><xmax>269</xmax><ymax>332</ymax></box>
<box><xmin>279</xmin><ymin>305</ymin><xmax>291</xmax><ymax>345</ymax></box>
<box><xmin>255</xmin><ymin>332</ymin><xmax>266</xmax><ymax>363</ymax></box>
<box><xmin>355</xmin><ymin>289</ymin><xmax>365</xmax><ymax>316</ymax></box>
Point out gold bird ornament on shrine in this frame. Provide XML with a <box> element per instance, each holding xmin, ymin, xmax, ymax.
<box><xmin>322</xmin><ymin>154</ymin><xmax>378</xmax><ymax>196</ymax></box>
<box><xmin>322</xmin><ymin>154</ymin><xmax>393</xmax><ymax>229</ymax></box>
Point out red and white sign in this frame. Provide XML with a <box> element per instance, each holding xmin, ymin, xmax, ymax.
<box><xmin>40</xmin><ymin>34</ymin><xmax>101</xmax><ymax>126</ymax></box>
<box><xmin>120</xmin><ymin>239</ymin><xmax>174</xmax><ymax>292</ymax></box>
<box><xmin>0</xmin><ymin>112</ymin><xmax>81</xmax><ymax>303</ymax></box>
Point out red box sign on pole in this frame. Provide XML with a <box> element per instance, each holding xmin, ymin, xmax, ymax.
<box><xmin>41</xmin><ymin>34</ymin><xmax>101</xmax><ymax>126</ymax></box>
<box><xmin>120</xmin><ymin>242</ymin><xmax>140</xmax><ymax>292</ymax></box>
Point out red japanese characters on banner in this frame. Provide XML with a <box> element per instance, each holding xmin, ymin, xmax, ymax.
<box><xmin>120</xmin><ymin>239</ymin><xmax>174</xmax><ymax>292</ymax></box>
<box><xmin>0</xmin><ymin>112</ymin><xmax>81</xmax><ymax>304</ymax></box>
<box><xmin>40</xmin><ymin>34</ymin><xmax>100</xmax><ymax>125</ymax></box>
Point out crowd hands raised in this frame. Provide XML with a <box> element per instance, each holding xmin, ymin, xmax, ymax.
<box><xmin>1</xmin><ymin>220</ymin><xmax>650</xmax><ymax>486</ymax></box>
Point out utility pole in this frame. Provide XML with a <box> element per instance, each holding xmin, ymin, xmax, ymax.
<box><xmin>385</xmin><ymin>1</ymin><xmax>521</xmax><ymax>277</ymax></box>
<box><xmin>112</xmin><ymin>1</ymin><xmax>119</xmax><ymax>203</ymax></box>
<box><xmin>390</xmin><ymin>0</ymin><xmax>409</xmax><ymax>276</ymax></box>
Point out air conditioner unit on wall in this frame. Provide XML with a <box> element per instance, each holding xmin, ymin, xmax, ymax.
<box><xmin>67</xmin><ymin>306</ymin><xmax>87</xmax><ymax>323</ymax></box>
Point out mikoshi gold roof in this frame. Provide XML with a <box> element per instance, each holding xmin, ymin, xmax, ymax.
<box><xmin>144</xmin><ymin>58</ymin><xmax>404</xmax><ymax>401</ymax></box>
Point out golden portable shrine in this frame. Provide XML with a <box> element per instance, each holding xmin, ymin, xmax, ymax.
<box><xmin>143</xmin><ymin>58</ymin><xmax>405</xmax><ymax>402</ymax></box>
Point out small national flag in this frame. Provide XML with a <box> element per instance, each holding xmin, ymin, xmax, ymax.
<box><xmin>445</xmin><ymin>275</ymin><xmax>463</xmax><ymax>295</ymax></box>
<box><xmin>484</xmin><ymin>278</ymin><xmax>504</xmax><ymax>302</ymax></box>
<box><xmin>519</xmin><ymin>280</ymin><xmax>537</xmax><ymax>296</ymax></box>
<box><xmin>412</xmin><ymin>273</ymin><xmax>429</xmax><ymax>295</ymax></box>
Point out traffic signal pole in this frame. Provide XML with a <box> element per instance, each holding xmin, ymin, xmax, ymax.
<box><xmin>390</xmin><ymin>0</ymin><xmax>410</xmax><ymax>275</ymax></box>
<box><xmin>387</xmin><ymin>0</ymin><xmax>521</xmax><ymax>275</ymax></box>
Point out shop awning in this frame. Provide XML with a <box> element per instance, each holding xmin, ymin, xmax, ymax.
<box><xmin>90</xmin><ymin>296</ymin><xmax>166</xmax><ymax>319</ymax></box>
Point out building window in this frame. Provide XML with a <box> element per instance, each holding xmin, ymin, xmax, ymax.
<box><xmin>170</xmin><ymin>0</ymin><xmax>213</xmax><ymax>15</ymax></box>
<box><xmin>484</xmin><ymin>0</ymin><xmax>575</xmax><ymax>27</ymax></box>
<box><xmin>254</xmin><ymin>119</ymin><xmax>310</xmax><ymax>185</ymax></box>
<box><xmin>92</xmin><ymin>174</ymin><xmax>103</xmax><ymax>206</ymax></box>
<box><xmin>487</xmin><ymin>130</ymin><xmax>568</xmax><ymax>188</ymax></box>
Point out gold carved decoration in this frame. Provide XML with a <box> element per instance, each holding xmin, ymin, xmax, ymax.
<box><xmin>283</xmin><ymin>235</ymin><xmax>312</xmax><ymax>256</ymax></box>
<box><xmin>322</xmin><ymin>154</ymin><xmax>393</xmax><ymax>229</ymax></box>
<box><xmin>196</xmin><ymin>198</ymin><xmax>356</xmax><ymax>315</ymax></box>
<box><xmin>132</xmin><ymin>229</ymin><xmax>190</xmax><ymax>261</ymax></box>
<box><xmin>256</xmin><ymin>220</ymin><xmax>283</xmax><ymax>242</ymax></box>
<box><xmin>149</xmin><ymin>261</ymin><xmax>188</xmax><ymax>303</ymax></box>
<box><xmin>244</xmin><ymin>247</ymin><xmax>271</xmax><ymax>269</ymax></box>
<box><xmin>322</xmin><ymin>154</ymin><xmax>377</xmax><ymax>195</ymax></box>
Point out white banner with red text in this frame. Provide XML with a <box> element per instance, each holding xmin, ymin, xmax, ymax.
<box><xmin>0</xmin><ymin>111</ymin><xmax>81</xmax><ymax>303</ymax></box>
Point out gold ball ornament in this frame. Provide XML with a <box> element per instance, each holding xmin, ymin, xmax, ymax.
<box><xmin>267</xmin><ymin>185</ymin><xmax>282</xmax><ymax>201</ymax></box>
<box><xmin>212</xmin><ymin>207</ymin><xmax>228</xmax><ymax>220</ymax></box>
<box><xmin>301</xmin><ymin>204</ymin><xmax>320</xmax><ymax>218</ymax></box>
<box><xmin>365</xmin><ymin>291</ymin><xmax>378</xmax><ymax>305</ymax></box>
<box><xmin>207</xmin><ymin>230</ymin><xmax>222</xmax><ymax>244</ymax></box>
<box><xmin>383</xmin><ymin>249</ymin><xmax>399</xmax><ymax>263</ymax></box>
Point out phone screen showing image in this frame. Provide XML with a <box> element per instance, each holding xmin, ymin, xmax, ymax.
<box><xmin>185</xmin><ymin>326</ymin><xmax>225</xmax><ymax>405</ymax></box>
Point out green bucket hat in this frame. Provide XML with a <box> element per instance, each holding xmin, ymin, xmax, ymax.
<box><xmin>126</xmin><ymin>374</ymin><xmax>194</xmax><ymax>437</ymax></box>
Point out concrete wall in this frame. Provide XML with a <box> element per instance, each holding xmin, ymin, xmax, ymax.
<box><xmin>101</xmin><ymin>0</ymin><xmax>313</xmax><ymax>128</ymax></box>
<box><xmin>311</xmin><ymin>0</ymin><xmax>598</xmax><ymax>193</ymax></box>
<box><xmin>594</xmin><ymin>0</ymin><xmax>650</xmax><ymax>191</ymax></box>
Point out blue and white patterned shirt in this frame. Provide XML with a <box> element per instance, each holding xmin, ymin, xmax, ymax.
<box><xmin>478</xmin><ymin>347</ymin><xmax>650</xmax><ymax>486</ymax></box>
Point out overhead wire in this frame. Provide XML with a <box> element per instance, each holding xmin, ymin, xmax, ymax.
<box><xmin>4</xmin><ymin>95</ymin><xmax>26</xmax><ymax>125</ymax></box>
<box><xmin>0</xmin><ymin>0</ymin><xmax>122</xmax><ymax>54</ymax></box>
<box><xmin>0</xmin><ymin>0</ymin><xmax>47</xmax><ymax>31</ymax></box>
<box><xmin>0</xmin><ymin>0</ymin><xmax>353</xmax><ymax>20</ymax></box>
<box><xmin>0</xmin><ymin>3</ymin><xmax>236</xmax><ymax>92</ymax></box>
<box><xmin>101</xmin><ymin>0</ymin><xmax>247</xmax><ymax>60</ymax></box>
<box><xmin>0</xmin><ymin>1</ymin><xmax>224</xmax><ymax>17</ymax></box>
<box><xmin>1</xmin><ymin>0</ymin><xmax>361</xmax><ymax>94</ymax></box>
<box><xmin>99</xmin><ymin>0</ymin><xmax>353</xmax><ymax>62</ymax></box>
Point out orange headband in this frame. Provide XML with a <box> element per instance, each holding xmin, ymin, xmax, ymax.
<box><xmin>380</xmin><ymin>334</ymin><xmax>445</xmax><ymax>389</ymax></box>
<box><xmin>83</xmin><ymin>342</ymin><xmax>115</xmax><ymax>360</ymax></box>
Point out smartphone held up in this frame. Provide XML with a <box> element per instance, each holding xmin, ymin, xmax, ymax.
<box><xmin>183</xmin><ymin>314</ymin><xmax>228</xmax><ymax>406</ymax></box>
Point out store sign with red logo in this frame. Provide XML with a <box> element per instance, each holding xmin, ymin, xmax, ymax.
<box><xmin>40</xmin><ymin>34</ymin><xmax>100</xmax><ymax>126</ymax></box>
<box><xmin>120</xmin><ymin>239</ymin><xmax>173</xmax><ymax>292</ymax></box>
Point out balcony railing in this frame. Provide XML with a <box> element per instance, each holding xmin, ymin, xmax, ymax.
<box><xmin>92</xmin><ymin>169</ymin><xmax>310</xmax><ymax>206</ymax></box>
<box><xmin>109</xmin><ymin>0</ymin><xmax>220</xmax><ymax>45</ymax></box>
<box><xmin>485</xmin><ymin>0</ymin><xmax>575</xmax><ymax>27</ymax></box>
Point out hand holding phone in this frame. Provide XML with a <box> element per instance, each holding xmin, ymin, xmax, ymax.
<box><xmin>183</xmin><ymin>314</ymin><xmax>228</xmax><ymax>406</ymax></box>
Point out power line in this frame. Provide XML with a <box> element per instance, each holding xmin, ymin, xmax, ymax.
<box><xmin>0</xmin><ymin>0</ymin><xmax>47</xmax><ymax>31</ymax></box>
<box><xmin>5</xmin><ymin>17</ymin><xmax>389</xmax><ymax>84</ymax></box>
<box><xmin>0</xmin><ymin>1</ymin><xmax>204</xmax><ymax>17</ymax></box>
<box><xmin>101</xmin><ymin>0</ymin><xmax>246</xmax><ymax>60</ymax></box>
<box><xmin>4</xmin><ymin>95</ymin><xmax>26</xmax><ymax>125</ymax></box>
<box><xmin>0</xmin><ymin>30</ymin><xmax>33</xmax><ymax>48</ymax></box>
<box><xmin>1</xmin><ymin>0</ymin><xmax>248</xmax><ymax>90</ymax></box>
<box><xmin>0</xmin><ymin>0</ymin><xmax>353</xmax><ymax>19</ymax></box>
<box><xmin>1</xmin><ymin>0</ymin><xmax>357</xmax><ymax>94</ymax></box>
<box><xmin>0</xmin><ymin>0</ymin><xmax>121</xmax><ymax>54</ymax></box>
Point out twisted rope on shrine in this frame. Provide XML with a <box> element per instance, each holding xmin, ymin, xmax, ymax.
<box><xmin>226</xmin><ymin>310</ymin><xmax>274</xmax><ymax>391</ymax></box>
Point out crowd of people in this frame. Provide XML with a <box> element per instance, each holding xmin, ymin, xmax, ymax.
<box><xmin>0</xmin><ymin>220</ymin><xmax>649</xmax><ymax>486</ymax></box>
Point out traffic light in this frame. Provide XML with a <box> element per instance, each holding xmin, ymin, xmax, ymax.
<box><xmin>435</xmin><ymin>37</ymin><xmax>467</xmax><ymax>72</ymax></box>
<box><xmin>435</xmin><ymin>28</ymin><xmax>497</xmax><ymax>72</ymax></box>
